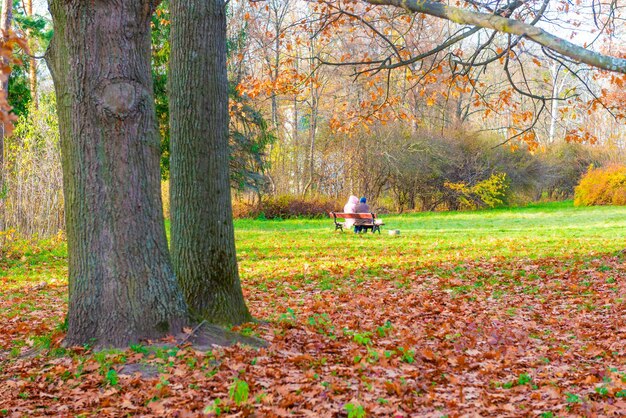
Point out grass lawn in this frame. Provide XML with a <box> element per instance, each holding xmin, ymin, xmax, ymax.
<box><xmin>235</xmin><ymin>200</ymin><xmax>626</xmax><ymax>278</ymax></box>
<box><xmin>1</xmin><ymin>201</ymin><xmax>626</xmax><ymax>416</ymax></box>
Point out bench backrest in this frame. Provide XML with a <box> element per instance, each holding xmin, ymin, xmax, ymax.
<box><xmin>329</xmin><ymin>212</ymin><xmax>375</xmax><ymax>220</ymax></box>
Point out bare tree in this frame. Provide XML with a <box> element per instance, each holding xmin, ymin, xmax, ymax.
<box><xmin>311</xmin><ymin>0</ymin><xmax>625</xmax><ymax>142</ymax></box>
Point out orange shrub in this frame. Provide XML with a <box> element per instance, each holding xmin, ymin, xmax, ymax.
<box><xmin>231</xmin><ymin>199</ymin><xmax>258</xmax><ymax>218</ymax></box>
<box><xmin>574</xmin><ymin>165</ymin><xmax>626</xmax><ymax>206</ymax></box>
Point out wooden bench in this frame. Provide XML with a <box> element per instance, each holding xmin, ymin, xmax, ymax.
<box><xmin>329</xmin><ymin>212</ymin><xmax>385</xmax><ymax>234</ymax></box>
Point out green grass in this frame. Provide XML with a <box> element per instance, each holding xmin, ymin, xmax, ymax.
<box><xmin>3</xmin><ymin>201</ymin><xmax>625</xmax><ymax>289</ymax></box>
<box><xmin>234</xmin><ymin>201</ymin><xmax>626</xmax><ymax>280</ymax></box>
<box><xmin>0</xmin><ymin>237</ymin><xmax>68</xmax><ymax>289</ymax></box>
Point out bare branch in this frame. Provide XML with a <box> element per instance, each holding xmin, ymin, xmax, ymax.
<box><xmin>363</xmin><ymin>0</ymin><xmax>626</xmax><ymax>73</ymax></box>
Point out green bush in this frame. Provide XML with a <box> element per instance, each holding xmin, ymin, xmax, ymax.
<box><xmin>445</xmin><ymin>172</ymin><xmax>510</xmax><ymax>210</ymax></box>
<box><xmin>574</xmin><ymin>165</ymin><xmax>626</xmax><ymax>206</ymax></box>
<box><xmin>473</xmin><ymin>173</ymin><xmax>510</xmax><ymax>208</ymax></box>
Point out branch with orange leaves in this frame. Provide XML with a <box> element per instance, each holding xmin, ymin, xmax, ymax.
<box><xmin>363</xmin><ymin>0</ymin><xmax>626</xmax><ymax>74</ymax></box>
<box><xmin>0</xmin><ymin>30</ymin><xmax>27</xmax><ymax>135</ymax></box>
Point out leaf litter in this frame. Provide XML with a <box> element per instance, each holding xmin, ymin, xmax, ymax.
<box><xmin>1</xmin><ymin>246</ymin><xmax>626</xmax><ymax>416</ymax></box>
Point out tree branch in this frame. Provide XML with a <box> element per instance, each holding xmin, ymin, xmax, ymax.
<box><xmin>363</xmin><ymin>0</ymin><xmax>626</xmax><ymax>74</ymax></box>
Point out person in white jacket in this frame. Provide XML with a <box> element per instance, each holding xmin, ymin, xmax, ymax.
<box><xmin>343</xmin><ymin>195</ymin><xmax>359</xmax><ymax>229</ymax></box>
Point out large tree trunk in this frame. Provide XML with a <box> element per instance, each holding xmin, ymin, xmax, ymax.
<box><xmin>45</xmin><ymin>0</ymin><xmax>188</xmax><ymax>348</ymax></box>
<box><xmin>169</xmin><ymin>0</ymin><xmax>251</xmax><ymax>325</ymax></box>
<box><xmin>0</xmin><ymin>0</ymin><xmax>12</xmax><ymax>237</ymax></box>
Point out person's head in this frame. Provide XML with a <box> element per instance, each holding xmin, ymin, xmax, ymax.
<box><xmin>348</xmin><ymin>195</ymin><xmax>359</xmax><ymax>204</ymax></box>
<box><xmin>360</xmin><ymin>197</ymin><xmax>366</xmax><ymax>203</ymax></box>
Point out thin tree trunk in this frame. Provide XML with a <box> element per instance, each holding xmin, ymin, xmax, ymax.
<box><xmin>292</xmin><ymin>91</ymin><xmax>299</xmax><ymax>195</ymax></box>
<box><xmin>45</xmin><ymin>0</ymin><xmax>188</xmax><ymax>348</ymax></box>
<box><xmin>266</xmin><ymin>5</ymin><xmax>282</xmax><ymax>196</ymax></box>
<box><xmin>302</xmin><ymin>42</ymin><xmax>318</xmax><ymax>197</ymax></box>
<box><xmin>0</xmin><ymin>0</ymin><xmax>12</xmax><ymax>236</ymax></box>
<box><xmin>169</xmin><ymin>0</ymin><xmax>252</xmax><ymax>325</ymax></box>
<box><xmin>292</xmin><ymin>49</ymin><xmax>300</xmax><ymax>195</ymax></box>
<box><xmin>302</xmin><ymin>94</ymin><xmax>317</xmax><ymax>197</ymax></box>
<box><xmin>25</xmin><ymin>0</ymin><xmax>36</xmax><ymax>109</ymax></box>
<box><xmin>548</xmin><ymin>63</ymin><xmax>566</xmax><ymax>144</ymax></box>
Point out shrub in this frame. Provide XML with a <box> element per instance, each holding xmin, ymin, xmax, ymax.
<box><xmin>574</xmin><ymin>165</ymin><xmax>626</xmax><ymax>206</ymax></box>
<box><xmin>445</xmin><ymin>172</ymin><xmax>510</xmax><ymax>210</ymax></box>
<box><xmin>473</xmin><ymin>173</ymin><xmax>510</xmax><ymax>208</ymax></box>
<box><xmin>257</xmin><ymin>195</ymin><xmax>342</xmax><ymax>219</ymax></box>
<box><xmin>540</xmin><ymin>142</ymin><xmax>607</xmax><ymax>200</ymax></box>
<box><xmin>231</xmin><ymin>198</ymin><xmax>259</xmax><ymax>219</ymax></box>
<box><xmin>164</xmin><ymin>189</ymin><xmax>340</xmax><ymax>220</ymax></box>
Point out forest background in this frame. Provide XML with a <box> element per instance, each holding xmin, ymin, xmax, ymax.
<box><xmin>1</xmin><ymin>0</ymin><xmax>626</xmax><ymax>239</ymax></box>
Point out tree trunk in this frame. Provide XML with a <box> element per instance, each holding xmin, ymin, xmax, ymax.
<box><xmin>302</xmin><ymin>41</ymin><xmax>318</xmax><ymax>197</ymax></box>
<box><xmin>548</xmin><ymin>63</ymin><xmax>566</xmax><ymax>144</ymax></box>
<box><xmin>0</xmin><ymin>0</ymin><xmax>12</xmax><ymax>236</ymax></box>
<box><xmin>25</xmin><ymin>0</ymin><xmax>36</xmax><ymax>109</ymax></box>
<box><xmin>169</xmin><ymin>0</ymin><xmax>252</xmax><ymax>325</ymax></box>
<box><xmin>302</xmin><ymin>97</ymin><xmax>317</xmax><ymax>197</ymax></box>
<box><xmin>45</xmin><ymin>0</ymin><xmax>188</xmax><ymax>348</ymax></box>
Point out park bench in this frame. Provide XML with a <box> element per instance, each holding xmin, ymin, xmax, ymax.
<box><xmin>329</xmin><ymin>212</ymin><xmax>384</xmax><ymax>234</ymax></box>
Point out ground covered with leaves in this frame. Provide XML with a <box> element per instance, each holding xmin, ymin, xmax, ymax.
<box><xmin>1</xmin><ymin>202</ymin><xmax>626</xmax><ymax>416</ymax></box>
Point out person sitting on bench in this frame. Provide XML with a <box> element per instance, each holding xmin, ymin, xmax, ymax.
<box><xmin>354</xmin><ymin>197</ymin><xmax>370</xmax><ymax>233</ymax></box>
<box><xmin>343</xmin><ymin>195</ymin><xmax>359</xmax><ymax>230</ymax></box>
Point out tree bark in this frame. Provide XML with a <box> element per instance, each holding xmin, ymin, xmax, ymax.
<box><xmin>45</xmin><ymin>0</ymin><xmax>188</xmax><ymax>348</ymax></box>
<box><xmin>169</xmin><ymin>0</ymin><xmax>252</xmax><ymax>325</ymax></box>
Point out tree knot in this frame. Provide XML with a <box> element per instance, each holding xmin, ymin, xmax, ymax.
<box><xmin>93</xmin><ymin>79</ymin><xmax>145</xmax><ymax>119</ymax></box>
